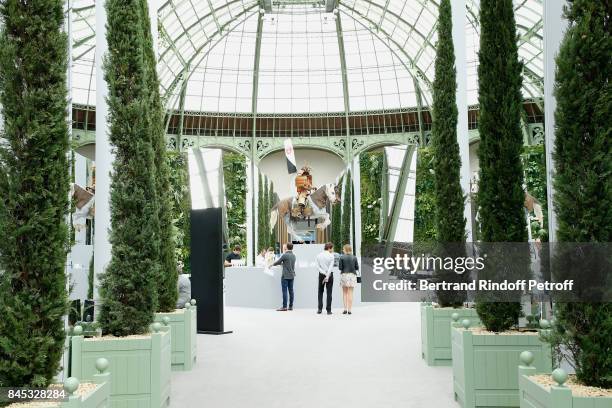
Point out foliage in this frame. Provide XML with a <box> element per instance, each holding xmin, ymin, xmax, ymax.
<box><xmin>547</xmin><ymin>0</ymin><xmax>611</xmax><ymax>388</ymax></box>
<box><xmin>0</xmin><ymin>0</ymin><xmax>70</xmax><ymax>387</ymax></box>
<box><xmin>360</xmin><ymin>152</ymin><xmax>384</xmax><ymax>244</ymax></box>
<box><xmin>430</xmin><ymin>0</ymin><xmax>467</xmax><ymax>307</ymax></box>
<box><xmin>167</xmin><ymin>151</ymin><xmax>191</xmax><ymax>273</ymax></box>
<box><xmin>140</xmin><ymin>0</ymin><xmax>177</xmax><ymax>312</ymax></box>
<box><xmin>521</xmin><ymin>145</ymin><xmax>548</xmax><ymax>241</ymax></box>
<box><xmin>223</xmin><ymin>153</ymin><xmax>247</xmax><ymax>254</ymax></box>
<box><xmin>88</xmin><ymin>252</ymin><xmax>94</xmax><ymax>299</ymax></box>
<box><xmin>98</xmin><ymin>0</ymin><xmax>160</xmax><ymax>336</ymax></box>
<box><xmin>331</xmin><ymin>176</ymin><xmax>344</xmax><ymax>251</ymax></box>
<box><xmin>341</xmin><ymin>170</ymin><xmax>353</xmax><ymax>246</ymax></box>
<box><xmin>475</xmin><ymin>0</ymin><xmax>527</xmax><ymax>332</ymax></box>
<box><xmin>414</xmin><ymin>148</ymin><xmax>437</xmax><ymax>243</ymax></box>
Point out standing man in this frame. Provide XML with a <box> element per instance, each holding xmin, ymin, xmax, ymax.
<box><xmin>316</xmin><ymin>242</ymin><xmax>335</xmax><ymax>315</ymax></box>
<box><xmin>273</xmin><ymin>243</ymin><xmax>296</xmax><ymax>311</ymax></box>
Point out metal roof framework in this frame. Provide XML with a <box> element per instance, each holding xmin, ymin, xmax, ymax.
<box><xmin>70</xmin><ymin>0</ymin><xmax>544</xmax><ymax>120</ymax></box>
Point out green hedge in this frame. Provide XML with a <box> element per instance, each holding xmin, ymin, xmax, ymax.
<box><xmin>360</xmin><ymin>152</ymin><xmax>384</xmax><ymax>245</ymax></box>
<box><xmin>223</xmin><ymin>153</ymin><xmax>247</xmax><ymax>253</ymax></box>
<box><xmin>167</xmin><ymin>151</ymin><xmax>191</xmax><ymax>273</ymax></box>
<box><xmin>414</xmin><ymin>148</ymin><xmax>437</xmax><ymax>243</ymax></box>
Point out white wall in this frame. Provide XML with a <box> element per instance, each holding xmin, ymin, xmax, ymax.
<box><xmin>258</xmin><ymin>149</ymin><xmax>345</xmax><ymax>199</ymax></box>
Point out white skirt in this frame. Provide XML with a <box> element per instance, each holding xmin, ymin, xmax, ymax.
<box><xmin>340</xmin><ymin>273</ymin><xmax>357</xmax><ymax>288</ymax></box>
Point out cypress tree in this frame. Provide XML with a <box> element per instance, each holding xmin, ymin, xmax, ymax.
<box><xmin>257</xmin><ymin>172</ymin><xmax>264</xmax><ymax>250</ymax></box>
<box><xmin>0</xmin><ymin>0</ymin><xmax>70</xmax><ymax>386</ymax></box>
<box><xmin>98</xmin><ymin>0</ymin><xmax>160</xmax><ymax>336</ymax></box>
<box><xmin>140</xmin><ymin>0</ymin><xmax>178</xmax><ymax>312</ymax></box>
<box><xmin>341</xmin><ymin>170</ymin><xmax>352</xmax><ymax>245</ymax></box>
<box><xmin>263</xmin><ymin>176</ymin><xmax>270</xmax><ymax>249</ymax></box>
<box><xmin>331</xmin><ymin>176</ymin><xmax>343</xmax><ymax>251</ymax></box>
<box><xmin>475</xmin><ymin>0</ymin><xmax>527</xmax><ymax>331</ymax></box>
<box><xmin>550</xmin><ymin>0</ymin><xmax>611</xmax><ymax>388</ymax></box>
<box><xmin>431</xmin><ymin>0</ymin><xmax>467</xmax><ymax>307</ymax></box>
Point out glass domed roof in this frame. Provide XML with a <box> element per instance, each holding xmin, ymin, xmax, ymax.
<box><xmin>71</xmin><ymin>0</ymin><xmax>543</xmax><ymax>114</ymax></box>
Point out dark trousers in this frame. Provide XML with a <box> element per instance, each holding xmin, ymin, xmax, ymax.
<box><xmin>281</xmin><ymin>278</ymin><xmax>294</xmax><ymax>308</ymax></box>
<box><xmin>318</xmin><ymin>273</ymin><xmax>333</xmax><ymax>312</ymax></box>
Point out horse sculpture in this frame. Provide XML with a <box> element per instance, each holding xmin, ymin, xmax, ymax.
<box><xmin>270</xmin><ymin>183</ymin><xmax>341</xmax><ymax>239</ymax></box>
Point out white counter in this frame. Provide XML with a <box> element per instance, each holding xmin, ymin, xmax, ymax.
<box><xmin>224</xmin><ymin>244</ymin><xmax>362</xmax><ymax>309</ymax></box>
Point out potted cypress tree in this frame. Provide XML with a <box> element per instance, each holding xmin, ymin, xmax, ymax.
<box><xmin>0</xmin><ymin>0</ymin><xmax>70</xmax><ymax>388</ymax></box>
<box><xmin>69</xmin><ymin>1</ymin><xmax>171</xmax><ymax>406</ymax></box>
<box><xmin>518</xmin><ymin>1</ymin><xmax>611</xmax><ymax>405</ymax></box>
<box><xmin>451</xmin><ymin>1</ymin><xmax>551</xmax><ymax>406</ymax></box>
<box><xmin>140</xmin><ymin>0</ymin><xmax>196</xmax><ymax>372</ymax></box>
<box><xmin>0</xmin><ymin>3</ymin><xmax>118</xmax><ymax>405</ymax></box>
<box><xmin>420</xmin><ymin>0</ymin><xmax>479</xmax><ymax>367</ymax></box>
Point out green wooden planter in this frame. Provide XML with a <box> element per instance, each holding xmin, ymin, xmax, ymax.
<box><xmin>518</xmin><ymin>352</ymin><xmax>612</xmax><ymax>408</ymax></box>
<box><xmin>62</xmin><ymin>358</ymin><xmax>111</xmax><ymax>408</ymax></box>
<box><xmin>70</xmin><ymin>323</ymin><xmax>171</xmax><ymax>408</ymax></box>
<box><xmin>452</xmin><ymin>320</ymin><xmax>552</xmax><ymax>408</ymax></box>
<box><xmin>420</xmin><ymin>303</ymin><xmax>480</xmax><ymax>366</ymax></box>
<box><xmin>155</xmin><ymin>300</ymin><xmax>197</xmax><ymax>371</ymax></box>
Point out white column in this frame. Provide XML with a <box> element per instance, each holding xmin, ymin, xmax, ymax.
<box><xmin>352</xmin><ymin>156</ymin><xmax>362</xmax><ymax>257</ymax></box>
<box><xmin>94</xmin><ymin>0</ymin><xmax>111</xmax><ymax>301</ymax></box>
<box><xmin>543</xmin><ymin>0</ymin><xmax>568</xmax><ymax>243</ymax></box>
<box><xmin>451</xmin><ymin>0</ymin><xmax>473</xmax><ymax>242</ymax></box>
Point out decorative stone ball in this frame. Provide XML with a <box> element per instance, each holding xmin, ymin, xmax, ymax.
<box><xmin>461</xmin><ymin>319</ymin><xmax>471</xmax><ymax>329</ymax></box>
<box><xmin>451</xmin><ymin>313</ymin><xmax>460</xmax><ymax>322</ymax></box>
<box><xmin>539</xmin><ymin>319</ymin><xmax>551</xmax><ymax>329</ymax></box>
<box><xmin>95</xmin><ymin>358</ymin><xmax>109</xmax><ymax>374</ymax></box>
<box><xmin>190</xmin><ymin>299</ymin><xmax>197</xmax><ymax>306</ymax></box>
<box><xmin>152</xmin><ymin>322</ymin><xmax>162</xmax><ymax>333</ymax></box>
<box><xmin>73</xmin><ymin>325</ymin><xmax>84</xmax><ymax>336</ymax></box>
<box><xmin>64</xmin><ymin>377</ymin><xmax>80</xmax><ymax>395</ymax></box>
<box><xmin>162</xmin><ymin>316</ymin><xmax>170</xmax><ymax>326</ymax></box>
<box><xmin>185</xmin><ymin>302</ymin><xmax>192</xmax><ymax>309</ymax></box>
<box><xmin>552</xmin><ymin>368</ymin><xmax>568</xmax><ymax>386</ymax></box>
<box><xmin>520</xmin><ymin>351</ymin><xmax>534</xmax><ymax>366</ymax></box>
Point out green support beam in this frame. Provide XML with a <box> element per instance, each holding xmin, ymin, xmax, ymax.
<box><xmin>335</xmin><ymin>11</ymin><xmax>351</xmax><ymax>161</ymax></box>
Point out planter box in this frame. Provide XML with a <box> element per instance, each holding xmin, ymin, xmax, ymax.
<box><xmin>420</xmin><ymin>304</ymin><xmax>480</xmax><ymax>366</ymax></box>
<box><xmin>452</xmin><ymin>323</ymin><xmax>552</xmax><ymax>408</ymax></box>
<box><xmin>155</xmin><ymin>303</ymin><xmax>197</xmax><ymax>371</ymax></box>
<box><xmin>518</xmin><ymin>355</ymin><xmax>612</xmax><ymax>408</ymax></box>
<box><xmin>70</xmin><ymin>325</ymin><xmax>171</xmax><ymax>408</ymax></box>
<box><xmin>62</xmin><ymin>359</ymin><xmax>111</xmax><ymax>408</ymax></box>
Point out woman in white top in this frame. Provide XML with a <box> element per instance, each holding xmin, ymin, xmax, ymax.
<box><xmin>255</xmin><ymin>248</ymin><xmax>267</xmax><ymax>267</ymax></box>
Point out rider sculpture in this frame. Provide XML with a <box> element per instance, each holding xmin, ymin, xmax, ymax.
<box><xmin>270</xmin><ymin>163</ymin><xmax>340</xmax><ymax>240</ymax></box>
<box><xmin>293</xmin><ymin>165</ymin><xmax>316</xmax><ymax>217</ymax></box>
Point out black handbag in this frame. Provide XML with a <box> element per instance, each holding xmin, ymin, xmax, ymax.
<box><xmin>356</xmin><ymin>275</ymin><xmax>362</xmax><ymax>284</ymax></box>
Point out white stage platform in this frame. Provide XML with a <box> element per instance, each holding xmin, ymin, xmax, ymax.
<box><xmin>225</xmin><ymin>244</ymin><xmax>362</xmax><ymax>309</ymax></box>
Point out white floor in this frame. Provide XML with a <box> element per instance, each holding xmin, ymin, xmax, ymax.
<box><xmin>170</xmin><ymin>303</ymin><xmax>458</xmax><ymax>408</ymax></box>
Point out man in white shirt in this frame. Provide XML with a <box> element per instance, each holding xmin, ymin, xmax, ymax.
<box><xmin>316</xmin><ymin>242</ymin><xmax>335</xmax><ymax>315</ymax></box>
